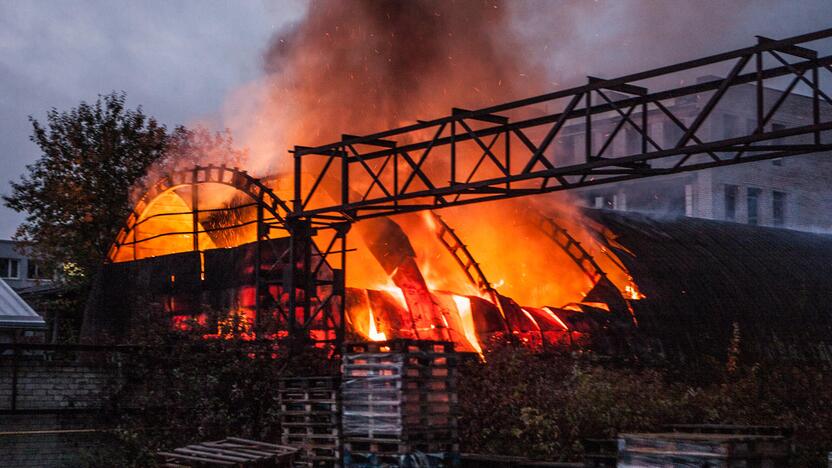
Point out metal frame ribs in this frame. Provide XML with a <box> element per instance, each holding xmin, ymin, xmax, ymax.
<box><xmin>293</xmin><ymin>28</ymin><xmax>832</xmax><ymax>227</ymax></box>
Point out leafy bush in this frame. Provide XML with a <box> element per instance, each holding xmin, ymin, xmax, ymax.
<box><xmin>86</xmin><ymin>307</ymin><xmax>336</xmax><ymax>467</ymax></box>
<box><xmin>458</xmin><ymin>344</ymin><xmax>832</xmax><ymax>467</ymax></box>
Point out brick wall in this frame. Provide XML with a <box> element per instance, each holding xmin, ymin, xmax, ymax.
<box><xmin>0</xmin><ymin>359</ymin><xmax>118</xmax><ymax>411</ymax></box>
<box><xmin>0</xmin><ymin>350</ymin><xmax>124</xmax><ymax>467</ymax></box>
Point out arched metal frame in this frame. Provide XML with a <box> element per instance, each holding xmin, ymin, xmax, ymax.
<box><xmin>108</xmin><ymin>165</ymin><xmax>292</xmax><ymax>261</ymax></box>
<box><xmin>430</xmin><ymin>208</ymin><xmax>611</xmax><ymax>293</ymax></box>
<box><xmin>108</xmin><ymin>165</ymin><xmax>347</xmax><ymax>347</ymax></box>
<box><xmin>429</xmin><ymin>211</ymin><xmax>511</xmax><ymax>333</ymax></box>
<box><xmin>429</xmin><ymin>208</ymin><xmax>626</xmax><ymax>339</ymax></box>
<box><xmin>527</xmin><ymin>210</ymin><xmax>609</xmax><ymax>287</ymax></box>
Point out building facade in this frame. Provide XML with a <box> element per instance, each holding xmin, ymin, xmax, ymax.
<box><xmin>571</xmin><ymin>77</ymin><xmax>832</xmax><ymax>232</ymax></box>
<box><xmin>0</xmin><ymin>240</ymin><xmax>53</xmax><ymax>291</ymax></box>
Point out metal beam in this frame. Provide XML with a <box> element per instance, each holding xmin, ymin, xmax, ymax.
<box><xmin>290</xmin><ymin>29</ymin><xmax>832</xmax><ymax>226</ymax></box>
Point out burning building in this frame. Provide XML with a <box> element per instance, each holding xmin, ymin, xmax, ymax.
<box><xmin>82</xmin><ymin>164</ymin><xmax>642</xmax><ymax>355</ymax></box>
<box><xmin>79</xmin><ymin>1</ymin><xmax>832</xmax><ymax>364</ymax></box>
<box><xmin>82</xmin><ymin>164</ymin><xmax>832</xmax><ymax>364</ymax></box>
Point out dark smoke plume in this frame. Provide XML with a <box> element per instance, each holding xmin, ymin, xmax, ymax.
<box><xmin>261</xmin><ymin>0</ymin><xmax>547</xmax><ymax>147</ymax></box>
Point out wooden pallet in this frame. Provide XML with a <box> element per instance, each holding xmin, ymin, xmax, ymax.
<box><xmin>341</xmin><ymin>377</ymin><xmax>455</xmax><ymax>392</ymax></box>
<box><xmin>343</xmin><ymin>358</ymin><xmax>456</xmax><ymax>376</ymax></box>
<box><xmin>282</xmin><ymin>413</ymin><xmax>340</xmax><ymax>425</ymax></box>
<box><xmin>157</xmin><ymin>437</ymin><xmax>298</xmax><ymax>467</ymax></box>
<box><xmin>283</xmin><ymin>425</ymin><xmax>340</xmax><ymax>437</ymax></box>
<box><xmin>344</xmin><ymin>427</ymin><xmax>458</xmax><ymax>443</ymax></box>
<box><xmin>342</xmin><ymin>341</ymin><xmax>460</xmax><ymax>465</ymax></box>
<box><xmin>279</xmin><ymin>376</ymin><xmax>341</xmax><ymax>391</ymax></box>
<box><xmin>342</xmin><ymin>389</ymin><xmax>456</xmax><ymax>404</ymax></box>
<box><xmin>279</xmin><ymin>376</ymin><xmax>342</xmax><ymax>468</ymax></box>
<box><xmin>618</xmin><ymin>432</ymin><xmax>790</xmax><ymax>467</ymax></box>
<box><xmin>582</xmin><ymin>438</ymin><xmax>617</xmax><ymax>468</ymax></box>
<box><xmin>344</xmin><ymin>439</ymin><xmax>459</xmax><ymax>456</ymax></box>
<box><xmin>665</xmin><ymin>424</ymin><xmax>791</xmax><ymax>437</ymax></box>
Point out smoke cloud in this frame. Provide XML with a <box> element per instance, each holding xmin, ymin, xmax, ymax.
<box><xmin>225</xmin><ymin>0</ymin><xmax>549</xmax><ymax>175</ymax></box>
<box><xmin>213</xmin><ymin>0</ymin><xmax>772</xmax><ymax>304</ymax></box>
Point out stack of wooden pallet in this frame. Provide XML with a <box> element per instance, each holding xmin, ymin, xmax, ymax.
<box><xmin>279</xmin><ymin>376</ymin><xmax>342</xmax><ymax>467</ymax></box>
<box><xmin>341</xmin><ymin>340</ymin><xmax>459</xmax><ymax>467</ymax></box>
<box><xmin>157</xmin><ymin>437</ymin><xmax>298</xmax><ymax>467</ymax></box>
<box><xmin>618</xmin><ymin>426</ymin><xmax>790</xmax><ymax>467</ymax></box>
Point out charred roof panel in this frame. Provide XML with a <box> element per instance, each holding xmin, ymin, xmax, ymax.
<box><xmin>587</xmin><ymin>209</ymin><xmax>832</xmax><ymax>363</ymax></box>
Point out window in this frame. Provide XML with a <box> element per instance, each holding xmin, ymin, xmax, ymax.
<box><xmin>773</xmin><ymin>191</ymin><xmax>787</xmax><ymax>227</ymax></box>
<box><xmin>722</xmin><ymin>114</ymin><xmax>739</xmax><ymax>139</ymax></box>
<box><xmin>747</xmin><ymin>188</ymin><xmax>761</xmax><ymax>225</ymax></box>
<box><xmin>0</xmin><ymin>258</ymin><xmax>20</xmax><ymax>279</ymax></box>
<box><xmin>685</xmin><ymin>184</ymin><xmax>694</xmax><ymax>217</ymax></box>
<box><xmin>613</xmin><ymin>193</ymin><xmax>627</xmax><ymax>211</ymax></box>
<box><xmin>724</xmin><ymin>184</ymin><xmax>738</xmax><ymax>221</ymax></box>
<box><xmin>593</xmin><ymin>194</ymin><xmax>614</xmax><ymax>209</ymax></box>
<box><xmin>663</xmin><ymin>120</ymin><xmax>684</xmax><ymax>148</ymax></box>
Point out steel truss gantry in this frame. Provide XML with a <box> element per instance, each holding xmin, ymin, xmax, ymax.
<box><xmin>292</xmin><ymin>29</ymin><xmax>832</xmax><ymax>225</ymax></box>
<box><xmin>111</xmin><ymin>29</ymin><xmax>832</xmax><ymax>350</ymax></box>
<box><xmin>279</xmin><ymin>28</ymin><xmax>832</xmax><ymax>349</ymax></box>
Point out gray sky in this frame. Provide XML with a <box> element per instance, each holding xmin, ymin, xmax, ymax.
<box><xmin>1</xmin><ymin>0</ymin><xmax>831</xmax><ymax>239</ymax></box>
<box><xmin>0</xmin><ymin>0</ymin><xmax>306</xmax><ymax>238</ymax></box>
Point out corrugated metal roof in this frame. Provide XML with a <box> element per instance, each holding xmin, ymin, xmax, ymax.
<box><xmin>585</xmin><ymin>209</ymin><xmax>832</xmax><ymax>362</ymax></box>
<box><xmin>0</xmin><ymin>278</ymin><xmax>46</xmax><ymax>329</ymax></box>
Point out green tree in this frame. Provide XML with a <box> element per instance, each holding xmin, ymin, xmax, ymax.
<box><xmin>3</xmin><ymin>92</ymin><xmax>173</xmax><ymax>279</ymax></box>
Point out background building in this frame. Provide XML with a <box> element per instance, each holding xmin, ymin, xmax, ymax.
<box><xmin>573</xmin><ymin>77</ymin><xmax>832</xmax><ymax>232</ymax></box>
<box><xmin>0</xmin><ymin>239</ymin><xmax>53</xmax><ymax>291</ymax></box>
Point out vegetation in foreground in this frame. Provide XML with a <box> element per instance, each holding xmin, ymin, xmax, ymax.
<box><xmin>458</xmin><ymin>344</ymin><xmax>832</xmax><ymax>467</ymax></box>
<box><xmin>80</xmin><ymin>320</ymin><xmax>832</xmax><ymax>467</ymax></box>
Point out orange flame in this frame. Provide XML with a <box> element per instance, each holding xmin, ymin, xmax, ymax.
<box><xmin>452</xmin><ymin>295</ymin><xmax>483</xmax><ymax>355</ymax></box>
<box><xmin>367</xmin><ymin>306</ymin><xmax>387</xmax><ymax>342</ymax></box>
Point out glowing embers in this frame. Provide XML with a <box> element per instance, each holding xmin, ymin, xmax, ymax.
<box><xmin>624</xmin><ymin>283</ymin><xmax>646</xmax><ymax>300</ymax></box>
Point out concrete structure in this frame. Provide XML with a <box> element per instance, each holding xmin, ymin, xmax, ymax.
<box><xmin>0</xmin><ymin>240</ymin><xmax>53</xmax><ymax>291</ymax></box>
<box><xmin>573</xmin><ymin>77</ymin><xmax>832</xmax><ymax>232</ymax></box>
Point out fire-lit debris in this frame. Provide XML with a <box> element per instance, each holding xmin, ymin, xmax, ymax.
<box><xmin>97</xmin><ymin>166</ymin><xmax>644</xmax><ymax>355</ymax></box>
<box><xmin>89</xmin><ymin>196</ymin><xmax>832</xmax><ymax>365</ymax></box>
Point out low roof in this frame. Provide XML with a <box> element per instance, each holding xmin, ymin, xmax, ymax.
<box><xmin>0</xmin><ymin>278</ymin><xmax>46</xmax><ymax>329</ymax></box>
<box><xmin>586</xmin><ymin>209</ymin><xmax>832</xmax><ymax>361</ymax></box>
